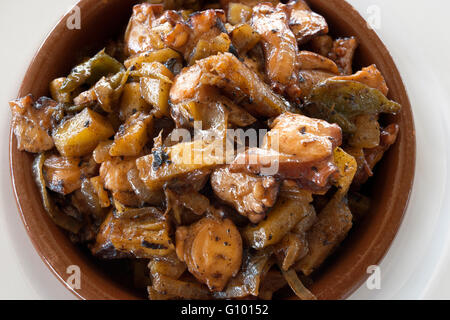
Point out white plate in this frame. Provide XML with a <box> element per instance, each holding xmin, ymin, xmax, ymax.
<box><xmin>348</xmin><ymin>0</ymin><xmax>450</xmax><ymax>300</ymax></box>
<box><xmin>0</xmin><ymin>0</ymin><xmax>449</xmax><ymax>299</ymax></box>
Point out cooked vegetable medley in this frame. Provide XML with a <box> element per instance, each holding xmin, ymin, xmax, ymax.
<box><xmin>10</xmin><ymin>0</ymin><xmax>401</xmax><ymax>300</ymax></box>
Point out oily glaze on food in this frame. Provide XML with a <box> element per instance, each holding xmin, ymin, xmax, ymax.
<box><xmin>9</xmin><ymin>0</ymin><xmax>402</xmax><ymax>300</ymax></box>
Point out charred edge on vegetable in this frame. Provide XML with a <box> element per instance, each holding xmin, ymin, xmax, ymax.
<box><xmin>228</xmin><ymin>44</ymin><xmax>240</xmax><ymax>60</ymax></box>
<box><xmin>152</xmin><ymin>147</ymin><xmax>171</xmax><ymax>170</ymax></box>
<box><xmin>141</xmin><ymin>240</ymin><xmax>168</xmax><ymax>250</ymax></box>
<box><xmin>165</xmin><ymin>58</ymin><xmax>178</xmax><ymax>74</ymax></box>
<box><xmin>35</xmin><ymin>97</ymin><xmax>55</xmax><ymax>110</ymax></box>
<box><xmin>215</xmin><ymin>17</ymin><xmax>228</xmax><ymax>34</ymax></box>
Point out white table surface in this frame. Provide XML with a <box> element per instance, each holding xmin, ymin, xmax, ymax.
<box><xmin>1</xmin><ymin>0</ymin><xmax>449</xmax><ymax>300</ymax></box>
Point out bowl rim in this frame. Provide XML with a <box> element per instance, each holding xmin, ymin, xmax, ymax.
<box><xmin>9</xmin><ymin>0</ymin><xmax>416</xmax><ymax>300</ymax></box>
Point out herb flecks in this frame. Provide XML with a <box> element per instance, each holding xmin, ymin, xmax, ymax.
<box><xmin>152</xmin><ymin>147</ymin><xmax>171</xmax><ymax>170</ymax></box>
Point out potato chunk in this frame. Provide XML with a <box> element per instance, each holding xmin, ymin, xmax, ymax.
<box><xmin>53</xmin><ymin>108</ymin><xmax>114</xmax><ymax>157</ymax></box>
<box><xmin>243</xmin><ymin>193</ymin><xmax>314</xmax><ymax>249</ymax></box>
<box><xmin>227</xmin><ymin>3</ymin><xmax>252</xmax><ymax>25</ymax></box>
<box><xmin>296</xmin><ymin>197</ymin><xmax>353</xmax><ymax>276</ymax></box>
<box><xmin>188</xmin><ymin>33</ymin><xmax>232</xmax><ymax>66</ymax></box>
<box><xmin>230</xmin><ymin>23</ymin><xmax>260</xmax><ymax>55</ymax></box>
<box><xmin>140</xmin><ymin>77</ymin><xmax>172</xmax><ymax>117</ymax></box>
<box><xmin>49</xmin><ymin>77</ymin><xmax>72</xmax><ymax>104</ymax></box>
<box><xmin>110</xmin><ymin>113</ymin><xmax>153</xmax><ymax>157</ymax></box>
<box><xmin>119</xmin><ymin>82</ymin><xmax>151</xmax><ymax>121</ymax></box>
<box><xmin>93</xmin><ymin>209</ymin><xmax>174</xmax><ymax>259</ymax></box>
<box><xmin>137</xmin><ymin>138</ymin><xmax>226</xmax><ymax>191</ymax></box>
<box><xmin>175</xmin><ymin>216</ymin><xmax>243</xmax><ymax>291</ymax></box>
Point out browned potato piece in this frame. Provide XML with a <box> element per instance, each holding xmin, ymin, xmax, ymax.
<box><xmin>151</xmin><ymin>274</ymin><xmax>211</xmax><ymax>300</ymax></box>
<box><xmin>296</xmin><ymin>197</ymin><xmax>353</xmax><ymax>276</ymax></box>
<box><xmin>130</xmin><ymin>61</ymin><xmax>175</xmax><ymax>119</ymax></box>
<box><xmin>49</xmin><ymin>77</ymin><xmax>72</xmax><ymax>104</ymax></box>
<box><xmin>165</xmin><ymin>187</ymin><xmax>211</xmax><ymax>217</ymax></box>
<box><xmin>140</xmin><ymin>77</ymin><xmax>172</xmax><ymax>118</ymax></box>
<box><xmin>230</xmin><ymin>24</ymin><xmax>260</xmax><ymax>55</ymax></box>
<box><xmin>333</xmin><ymin>147</ymin><xmax>358</xmax><ymax>196</ymax></box>
<box><xmin>243</xmin><ymin>192</ymin><xmax>313</xmax><ymax>249</ymax></box>
<box><xmin>274</xmin><ymin>201</ymin><xmax>316</xmax><ymax>270</ymax></box>
<box><xmin>189</xmin><ymin>33</ymin><xmax>232</xmax><ymax>66</ymax></box>
<box><xmin>119</xmin><ymin>82</ymin><xmax>151</xmax><ymax>121</ymax></box>
<box><xmin>92</xmin><ymin>209</ymin><xmax>174</xmax><ymax>259</ymax></box>
<box><xmin>227</xmin><ymin>3</ymin><xmax>252</xmax><ymax>25</ymax></box>
<box><xmin>295</xmin><ymin>148</ymin><xmax>356</xmax><ymax>275</ymax></box>
<box><xmin>110</xmin><ymin>113</ymin><xmax>153</xmax><ymax>157</ymax></box>
<box><xmin>53</xmin><ymin>108</ymin><xmax>114</xmax><ymax>157</ymax></box>
<box><xmin>175</xmin><ymin>216</ymin><xmax>243</xmax><ymax>291</ymax></box>
<box><xmin>137</xmin><ymin>138</ymin><xmax>226</xmax><ymax>191</ymax></box>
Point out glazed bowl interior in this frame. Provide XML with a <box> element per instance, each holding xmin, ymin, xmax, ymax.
<box><xmin>10</xmin><ymin>0</ymin><xmax>415</xmax><ymax>300</ymax></box>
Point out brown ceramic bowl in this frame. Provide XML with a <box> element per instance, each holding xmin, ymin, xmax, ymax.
<box><xmin>9</xmin><ymin>0</ymin><xmax>415</xmax><ymax>300</ymax></box>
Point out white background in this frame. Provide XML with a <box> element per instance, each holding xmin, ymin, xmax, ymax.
<box><xmin>0</xmin><ymin>0</ymin><xmax>450</xmax><ymax>299</ymax></box>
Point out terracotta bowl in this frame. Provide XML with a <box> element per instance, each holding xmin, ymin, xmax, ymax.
<box><xmin>9</xmin><ymin>0</ymin><xmax>416</xmax><ymax>300</ymax></box>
